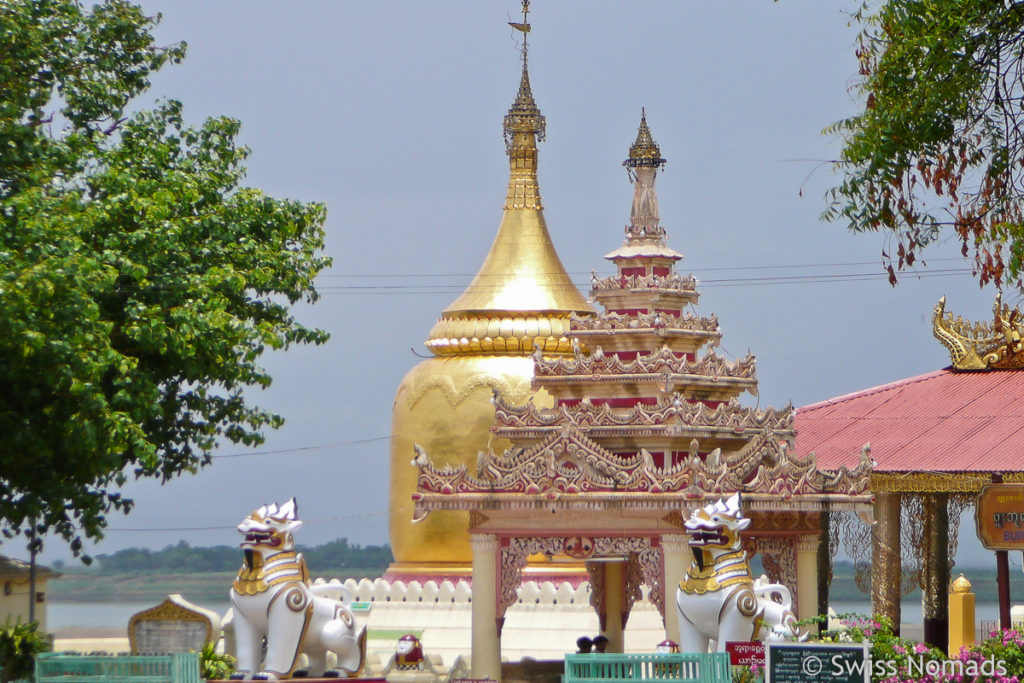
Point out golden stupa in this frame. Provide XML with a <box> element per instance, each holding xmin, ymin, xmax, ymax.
<box><xmin>388</xmin><ymin>3</ymin><xmax>593</xmax><ymax>575</ymax></box>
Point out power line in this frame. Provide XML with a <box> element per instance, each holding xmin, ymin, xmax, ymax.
<box><xmin>699</xmin><ymin>267</ymin><xmax>973</xmax><ymax>288</ymax></box>
<box><xmin>105</xmin><ymin>509</ymin><xmax>385</xmax><ymax>532</ymax></box>
<box><xmin>320</xmin><ymin>256</ymin><xmax>970</xmax><ymax>279</ymax></box>
<box><xmin>310</xmin><ymin>267</ymin><xmax>975</xmax><ymax>294</ymax></box>
<box><xmin>98</xmin><ymin>258</ymin><xmax>977</xmax><ymax>296</ymax></box>
<box><xmin>210</xmin><ymin>436</ymin><xmax>391</xmax><ymax>459</ymax></box>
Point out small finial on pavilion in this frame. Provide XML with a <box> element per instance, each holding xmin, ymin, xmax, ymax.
<box><xmin>624</xmin><ymin>108</ymin><xmax>666</xmax><ymax>173</ymax></box>
<box><xmin>623</xmin><ymin>109</ymin><xmax>666</xmax><ymax>235</ymax></box>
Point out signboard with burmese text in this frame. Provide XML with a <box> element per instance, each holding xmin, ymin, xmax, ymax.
<box><xmin>726</xmin><ymin>641</ymin><xmax>765</xmax><ymax>667</ymax></box>
<box><xmin>766</xmin><ymin>643</ymin><xmax>869</xmax><ymax>683</ymax></box>
<box><xmin>976</xmin><ymin>484</ymin><xmax>1024</xmax><ymax>551</ymax></box>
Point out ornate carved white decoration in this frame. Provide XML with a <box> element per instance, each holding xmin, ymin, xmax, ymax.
<box><xmin>627</xmin><ymin>164</ymin><xmax>659</xmax><ymax>231</ymax></box>
<box><xmin>676</xmin><ymin>495</ymin><xmax>798</xmax><ymax>653</ymax></box>
<box><xmin>229</xmin><ymin>499</ymin><xmax>366</xmax><ymax>679</ymax></box>
<box><xmin>413</xmin><ymin>428</ymin><xmax>871</xmax><ymax>508</ymax></box>
<box><xmin>569</xmin><ymin>310</ymin><xmax>720</xmax><ymax>335</ymax></box>
<box><xmin>493</xmin><ymin>393</ymin><xmax>793</xmax><ymax>435</ymax></box>
<box><xmin>534</xmin><ymin>346</ymin><xmax>755</xmax><ymax>382</ymax></box>
<box><xmin>589</xmin><ymin>271</ymin><xmax>698</xmax><ymax>295</ymax></box>
<box><xmin>499</xmin><ymin>537</ymin><xmax>665</xmax><ymax>620</ymax></box>
<box><xmin>746</xmin><ymin>536</ymin><xmax>799</xmax><ymax>605</ymax></box>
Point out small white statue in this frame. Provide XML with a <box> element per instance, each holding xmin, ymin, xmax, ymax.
<box><xmin>655</xmin><ymin>639</ymin><xmax>679</xmax><ymax>654</ymax></box>
<box><xmin>676</xmin><ymin>494</ymin><xmax>798</xmax><ymax>652</ymax></box>
<box><xmin>394</xmin><ymin>634</ymin><xmax>425</xmax><ymax>670</ymax></box>
<box><xmin>229</xmin><ymin>499</ymin><xmax>366</xmax><ymax>679</ymax></box>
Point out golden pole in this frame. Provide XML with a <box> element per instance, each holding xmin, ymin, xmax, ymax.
<box><xmin>921</xmin><ymin>493</ymin><xmax>949</xmax><ymax>652</ymax></box>
<box><xmin>871</xmin><ymin>493</ymin><xmax>901</xmax><ymax>633</ymax></box>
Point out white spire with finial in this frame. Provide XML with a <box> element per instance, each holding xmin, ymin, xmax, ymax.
<box><xmin>624</xmin><ymin>108</ymin><xmax>667</xmax><ymax>237</ymax></box>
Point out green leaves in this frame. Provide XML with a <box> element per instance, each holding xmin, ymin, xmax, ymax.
<box><xmin>0</xmin><ymin>1</ymin><xmax>329</xmax><ymax>558</ymax></box>
<box><xmin>196</xmin><ymin>641</ymin><xmax>237</xmax><ymax>681</ymax></box>
<box><xmin>0</xmin><ymin>619</ymin><xmax>50</xmax><ymax>683</ymax></box>
<box><xmin>826</xmin><ymin>0</ymin><xmax>1024</xmax><ymax>287</ymax></box>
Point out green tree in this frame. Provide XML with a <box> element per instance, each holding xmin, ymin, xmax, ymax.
<box><xmin>0</xmin><ymin>1</ymin><xmax>330</xmax><ymax>558</ymax></box>
<box><xmin>301</xmin><ymin>538</ymin><xmax>393</xmax><ymax>571</ymax></box>
<box><xmin>825</xmin><ymin>1</ymin><xmax>1024</xmax><ymax>288</ymax></box>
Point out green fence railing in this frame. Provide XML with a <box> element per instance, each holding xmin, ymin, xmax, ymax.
<box><xmin>34</xmin><ymin>653</ymin><xmax>201</xmax><ymax>683</ymax></box>
<box><xmin>563</xmin><ymin>653</ymin><xmax>731</xmax><ymax>683</ymax></box>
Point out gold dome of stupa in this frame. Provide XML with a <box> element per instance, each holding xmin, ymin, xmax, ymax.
<box><xmin>388</xmin><ymin>3</ymin><xmax>593</xmax><ymax>574</ymax></box>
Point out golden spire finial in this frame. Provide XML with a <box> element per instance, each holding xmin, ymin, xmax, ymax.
<box><xmin>624</xmin><ymin>108</ymin><xmax>666</xmax><ymax>171</ymax></box>
<box><xmin>504</xmin><ymin>0</ymin><xmax>545</xmax><ymax>149</ymax></box>
<box><xmin>426</xmin><ymin>1</ymin><xmax>593</xmax><ymax>354</ymax></box>
<box><xmin>508</xmin><ymin>0</ymin><xmax>531</xmax><ymax>45</ymax></box>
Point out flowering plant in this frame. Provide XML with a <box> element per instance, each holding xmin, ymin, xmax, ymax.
<box><xmin>937</xmin><ymin>628</ymin><xmax>1024</xmax><ymax>683</ymax></box>
<box><xmin>731</xmin><ymin>662</ymin><xmax>762</xmax><ymax>683</ymax></box>
<box><xmin>809</xmin><ymin>613</ymin><xmax>947</xmax><ymax>683</ymax></box>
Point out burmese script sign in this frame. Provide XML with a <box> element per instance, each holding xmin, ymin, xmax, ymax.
<box><xmin>976</xmin><ymin>484</ymin><xmax>1024</xmax><ymax>551</ymax></box>
<box><xmin>726</xmin><ymin>641</ymin><xmax>765</xmax><ymax>667</ymax></box>
<box><xmin>766</xmin><ymin>643</ymin><xmax>869</xmax><ymax>683</ymax></box>
<box><xmin>128</xmin><ymin>594</ymin><xmax>219</xmax><ymax>654</ymax></box>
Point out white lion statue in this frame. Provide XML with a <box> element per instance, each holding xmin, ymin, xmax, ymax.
<box><xmin>229</xmin><ymin>499</ymin><xmax>366</xmax><ymax>679</ymax></box>
<box><xmin>676</xmin><ymin>493</ymin><xmax>798</xmax><ymax>652</ymax></box>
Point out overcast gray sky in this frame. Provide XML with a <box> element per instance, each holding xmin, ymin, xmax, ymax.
<box><xmin>11</xmin><ymin>2</ymin><xmax>1005</xmax><ymax>568</ymax></box>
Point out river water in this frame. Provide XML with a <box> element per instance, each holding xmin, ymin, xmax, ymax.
<box><xmin>49</xmin><ymin>602</ymin><xmax>232</xmax><ymax>631</ymax></box>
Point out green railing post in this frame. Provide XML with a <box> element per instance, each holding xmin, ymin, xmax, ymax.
<box><xmin>563</xmin><ymin>652</ymin><xmax>731</xmax><ymax>683</ymax></box>
<box><xmin>34</xmin><ymin>653</ymin><xmax>201</xmax><ymax>683</ymax></box>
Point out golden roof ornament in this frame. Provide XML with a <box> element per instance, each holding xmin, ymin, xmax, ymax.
<box><xmin>951</xmin><ymin>574</ymin><xmax>972</xmax><ymax>593</ymax></box>
<box><xmin>933</xmin><ymin>294</ymin><xmax>1024</xmax><ymax>370</ymax></box>
<box><xmin>624</xmin><ymin>108</ymin><xmax>666</xmax><ymax>171</ymax></box>
<box><xmin>504</xmin><ymin>1</ymin><xmax>545</xmax><ymax>148</ymax></box>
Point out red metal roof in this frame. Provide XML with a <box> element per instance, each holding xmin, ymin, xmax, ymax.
<box><xmin>795</xmin><ymin>369</ymin><xmax>1024</xmax><ymax>473</ymax></box>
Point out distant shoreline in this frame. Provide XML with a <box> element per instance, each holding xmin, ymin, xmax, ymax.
<box><xmin>48</xmin><ymin>565</ymin><xmax>1024</xmax><ymax>605</ymax></box>
<box><xmin>49</xmin><ymin>569</ymin><xmax>384</xmax><ymax>604</ymax></box>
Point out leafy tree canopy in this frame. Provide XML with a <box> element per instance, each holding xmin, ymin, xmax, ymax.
<box><xmin>0</xmin><ymin>1</ymin><xmax>330</xmax><ymax>558</ymax></box>
<box><xmin>825</xmin><ymin>0</ymin><xmax>1024</xmax><ymax>287</ymax></box>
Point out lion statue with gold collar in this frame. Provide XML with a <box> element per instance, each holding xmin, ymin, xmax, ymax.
<box><xmin>676</xmin><ymin>494</ymin><xmax>798</xmax><ymax>652</ymax></box>
<box><xmin>229</xmin><ymin>499</ymin><xmax>366</xmax><ymax>679</ymax></box>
